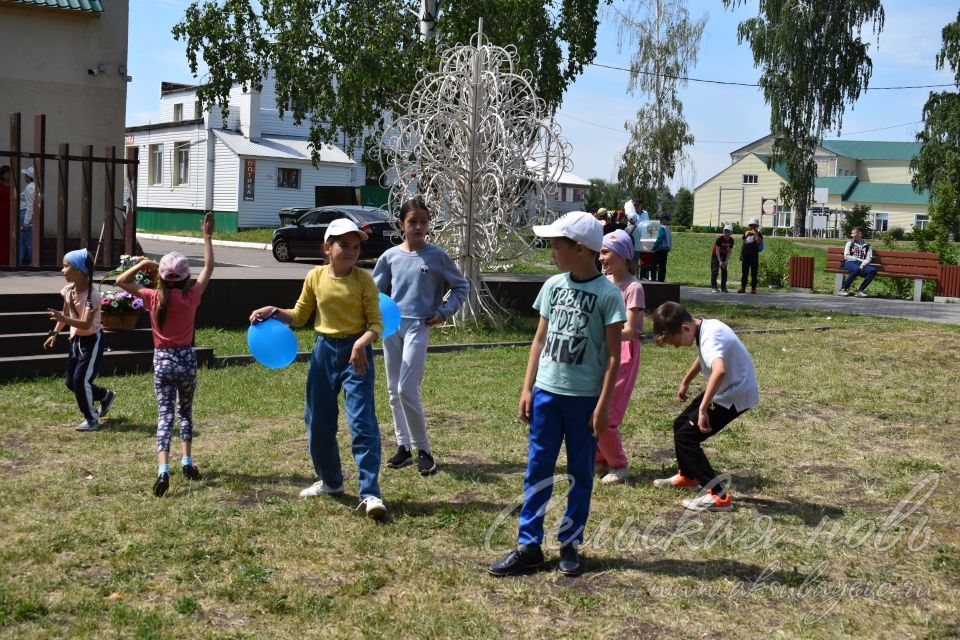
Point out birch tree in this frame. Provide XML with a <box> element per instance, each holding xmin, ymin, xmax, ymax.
<box><xmin>723</xmin><ymin>0</ymin><xmax>885</xmax><ymax>236</ymax></box>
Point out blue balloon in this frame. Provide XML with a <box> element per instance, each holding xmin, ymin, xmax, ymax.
<box><xmin>247</xmin><ymin>317</ymin><xmax>299</xmax><ymax>368</ymax></box>
<box><xmin>379</xmin><ymin>292</ymin><xmax>401</xmax><ymax>338</ymax></box>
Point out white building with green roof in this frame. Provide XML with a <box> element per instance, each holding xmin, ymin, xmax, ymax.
<box><xmin>692</xmin><ymin>134</ymin><xmax>930</xmax><ymax>236</ymax></box>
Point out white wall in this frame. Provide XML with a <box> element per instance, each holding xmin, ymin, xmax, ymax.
<box><xmin>212</xmin><ymin>138</ymin><xmax>239</xmax><ymax>212</ymax></box>
<box><xmin>127</xmin><ymin>123</ymin><xmax>207</xmax><ymax>211</ymax></box>
<box><xmin>236</xmin><ymin>158</ymin><xmax>352</xmax><ymax>227</ymax></box>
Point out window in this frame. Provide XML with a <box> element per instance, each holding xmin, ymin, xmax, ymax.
<box><xmin>874</xmin><ymin>212</ymin><xmax>889</xmax><ymax>232</ymax></box>
<box><xmin>174</xmin><ymin>141</ymin><xmax>190</xmax><ymax>186</ymax></box>
<box><xmin>742</xmin><ymin>174</ymin><xmax>758</xmax><ymax>185</ymax></box>
<box><xmin>173</xmin><ymin>103</ymin><xmax>183</xmax><ymax>122</ymax></box>
<box><xmin>195</xmin><ymin>100</ymin><xmax>203</xmax><ymax>119</ymax></box>
<box><xmin>773</xmin><ymin>206</ymin><xmax>791</xmax><ymax>228</ymax></box>
<box><xmin>561</xmin><ymin>187</ymin><xmax>568</xmax><ymax>202</ymax></box>
<box><xmin>277</xmin><ymin>168</ymin><xmax>301</xmax><ymax>189</ymax></box>
<box><xmin>149</xmin><ymin>144</ymin><xmax>163</xmax><ymax>185</ymax></box>
<box><xmin>287</xmin><ymin>95</ymin><xmax>308</xmax><ymax>114</ymax></box>
<box><xmin>915</xmin><ymin>214</ymin><xmax>929</xmax><ymax>230</ymax></box>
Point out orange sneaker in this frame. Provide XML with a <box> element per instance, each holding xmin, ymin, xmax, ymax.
<box><xmin>653</xmin><ymin>471</ymin><xmax>701</xmax><ymax>489</ymax></box>
<box><xmin>682</xmin><ymin>491</ymin><xmax>733</xmax><ymax>512</ymax></box>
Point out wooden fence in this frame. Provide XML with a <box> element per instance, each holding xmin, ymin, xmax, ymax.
<box><xmin>1</xmin><ymin>112</ymin><xmax>139</xmax><ymax>269</ymax></box>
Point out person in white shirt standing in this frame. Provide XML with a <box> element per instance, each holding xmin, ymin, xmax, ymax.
<box><xmin>838</xmin><ymin>227</ymin><xmax>877</xmax><ymax>297</ymax></box>
<box><xmin>19</xmin><ymin>166</ymin><xmax>35</xmax><ymax>265</ymax></box>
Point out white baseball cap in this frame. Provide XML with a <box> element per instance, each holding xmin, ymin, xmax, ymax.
<box><xmin>748</xmin><ymin>217</ymin><xmax>760</xmax><ymax>226</ymax></box>
<box><xmin>20</xmin><ymin>166</ymin><xmax>35</xmax><ymax>179</ymax></box>
<box><xmin>533</xmin><ymin>211</ymin><xmax>603</xmax><ymax>252</ymax></box>
<box><xmin>723</xmin><ymin>224</ymin><xmax>733</xmax><ymax>232</ymax></box>
<box><xmin>324</xmin><ymin>218</ymin><xmax>368</xmax><ymax>242</ymax></box>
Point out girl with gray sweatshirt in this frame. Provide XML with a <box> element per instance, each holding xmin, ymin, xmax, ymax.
<box><xmin>373</xmin><ymin>197</ymin><xmax>470</xmax><ymax>476</ymax></box>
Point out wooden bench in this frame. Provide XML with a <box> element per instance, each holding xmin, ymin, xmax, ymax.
<box><xmin>825</xmin><ymin>246</ymin><xmax>940</xmax><ymax>302</ymax></box>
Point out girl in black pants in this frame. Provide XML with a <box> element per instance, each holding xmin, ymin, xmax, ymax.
<box><xmin>44</xmin><ymin>248</ymin><xmax>115</xmax><ymax>432</ymax></box>
<box><xmin>738</xmin><ymin>219</ymin><xmax>763</xmax><ymax>293</ymax></box>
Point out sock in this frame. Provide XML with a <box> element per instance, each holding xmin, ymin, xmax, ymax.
<box><xmin>182</xmin><ymin>456</ymin><xmax>193</xmax><ymax>467</ymax></box>
<box><xmin>158</xmin><ymin>464</ymin><xmax>169</xmax><ymax>475</ymax></box>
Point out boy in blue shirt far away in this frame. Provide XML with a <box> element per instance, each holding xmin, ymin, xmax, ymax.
<box><xmin>489</xmin><ymin>211</ymin><xmax>626</xmax><ymax>577</ymax></box>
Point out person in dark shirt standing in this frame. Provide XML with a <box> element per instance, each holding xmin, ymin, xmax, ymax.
<box><xmin>711</xmin><ymin>224</ymin><xmax>735</xmax><ymax>293</ymax></box>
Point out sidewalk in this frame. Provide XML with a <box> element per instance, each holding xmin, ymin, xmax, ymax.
<box><xmin>680</xmin><ymin>286</ymin><xmax>960</xmax><ymax>325</ymax></box>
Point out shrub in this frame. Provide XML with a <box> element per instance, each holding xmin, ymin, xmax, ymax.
<box><xmin>671</xmin><ymin>224</ymin><xmax>688</xmax><ymax>233</ymax></box>
<box><xmin>758</xmin><ymin>240</ymin><xmax>791</xmax><ymax>287</ymax></box>
<box><xmin>888</xmin><ymin>226</ymin><xmax>906</xmax><ymax>240</ymax></box>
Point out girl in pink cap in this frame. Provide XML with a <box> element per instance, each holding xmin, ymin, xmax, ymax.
<box><xmin>596</xmin><ymin>229</ymin><xmax>645</xmax><ymax>484</ymax></box>
<box><xmin>116</xmin><ymin>212</ymin><xmax>215</xmax><ymax>497</ymax></box>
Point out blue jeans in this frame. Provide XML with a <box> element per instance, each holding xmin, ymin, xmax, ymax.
<box><xmin>18</xmin><ymin>209</ymin><xmax>32</xmax><ymax>265</ymax></box>
<box><xmin>304</xmin><ymin>334</ymin><xmax>381</xmax><ymax>499</ymax></box>
<box><xmin>518</xmin><ymin>388</ymin><xmax>598</xmax><ymax>547</ymax></box>
<box><xmin>841</xmin><ymin>260</ymin><xmax>877</xmax><ymax>291</ymax></box>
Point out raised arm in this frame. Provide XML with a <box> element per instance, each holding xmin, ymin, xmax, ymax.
<box><xmin>116</xmin><ymin>259</ymin><xmax>157</xmax><ymax>295</ymax></box>
<box><xmin>194</xmin><ymin>212</ymin><xmax>215</xmax><ymax>294</ymax></box>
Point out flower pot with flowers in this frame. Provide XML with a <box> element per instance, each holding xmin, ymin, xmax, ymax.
<box><xmin>99</xmin><ymin>255</ymin><xmax>153</xmax><ymax>331</ymax></box>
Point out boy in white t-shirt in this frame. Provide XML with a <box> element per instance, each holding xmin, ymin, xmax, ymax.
<box><xmin>650</xmin><ymin>302</ymin><xmax>760</xmax><ymax>512</ymax></box>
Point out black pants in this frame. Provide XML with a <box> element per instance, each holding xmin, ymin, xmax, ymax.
<box><xmin>741</xmin><ymin>254</ymin><xmax>759</xmax><ymax>290</ymax></box>
<box><xmin>673</xmin><ymin>392</ymin><xmax>746</xmax><ymax>496</ymax></box>
<box><xmin>651</xmin><ymin>250</ymin><xmax>669</xmax><ymax>282</ymax></box>
<box><xmin>66</xmin><ymin>332</ymin><xmax>108</xmax><ymax>422</ymax></box>
<box><xmin>710</xmin><ymin>256</ymin><xmax>729</xmax><ymax>290</ymax></box>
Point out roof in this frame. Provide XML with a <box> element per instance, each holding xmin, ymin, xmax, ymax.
<box><xmin>819</xmin><ymin>140</ymin><xmax>922</xmax><ymax>161</ymax></box>
<box><xmin>5</xmin><ymin>0</ymin><xmax>101</xmax><ymax>12</ymax></box>
<box><xmin>844</xmin><ymin>182</ymin><xmax>930</xmax><ymax>205</ymax></box>
<box><xmin>814</xmin><ymin>176</ymin><xmax>858</xmax><ymax>199</ymax></box>
<box><xmin>525</xmin><ymin>160</ymin><xmax>591</xmax><ymax>186</ymax></box>
<box><xmin>753</xmin><ymin>154</ymin><xmax>789</xmax><ymax>180</ymax></box>
<box><xmin>161</xmin><ymin>82</ymin><xmax>201</xmax><ymax>96</ymax></box>
<box><xmin>212</xmin><ymin>129</ymin><xmax>354</xmax><ymax>164</ymax></box>
<box><xmin>126</xmin><ymin>118</ymin><xmax>204</xmax><ymax>134</ymax></box>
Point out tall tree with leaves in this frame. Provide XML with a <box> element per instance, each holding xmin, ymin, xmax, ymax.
<box><xmin>172</xmin><ymin>1</ymin><xmax>603</xmax><ymax>163</ymax></box>
<box><xmin>723</xmin><ymin>0</ymin><xmax>885</xmax><ymax>237</ymax></box>
<box><xmin>911</xmin><ymin>10</ymin><xmax>960</xmax><ymax>247</ymax></box>
<box><xmin>611</xmin><ymin>0</ymin><xmax>705</xmax><ymax>218</ymax></box>
<box><xmin>673</xmin><ymin>187</ymin><xmax>694</xmax><ymax>227</ymax></box>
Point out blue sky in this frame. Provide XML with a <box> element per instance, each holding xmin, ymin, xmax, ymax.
<box><xmin>127</xmin><ymin>0</ymin><xmax>958</xmax><ymax>191</ymax></box>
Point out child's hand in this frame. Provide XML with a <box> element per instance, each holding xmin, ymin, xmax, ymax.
<box><xmin>43</xmin><ymin>335</ymin><xmax>56</xmax><ymax>350</ymax></box>
<box><xmin>697</xmin><ymin>408</ymin><xmax>712</xmax><ymax>433</ymax></box>
<box><xmin>249</xmin><ymin>306</ymin><xmax>275</xmax><ymax>323</ymax></box>
<box><xmin>425</xmin><ymin>314</ymin><xmax>443</xmax><ymax>326</ymax></box>
<box><xmin>590</xmin><ymin>407</ymin><xmax>608</xmax><ymax>439</ymax></box>
<box><xmin>518</xmin><ymin>390</ymin><xmax>533</xmax><ymax>423</ymax></box>
<box><xmin>676</xmin><ymin>382</ymin><xmax>689</xmax><ymax>401</ymax></box>
<box><xmin>47</xmin><ymin>308</ymin><xmax>64</xmax><ymax>323</ymax></box>
<box><xmin>201</xmin><ymin>211</ymin><xmax>215</xmax><ymax>236</ymax></box>
<box><xmin>350</xmin><ymin>342</ymin><xmax>368</xmax><ymax>375</ymax></box>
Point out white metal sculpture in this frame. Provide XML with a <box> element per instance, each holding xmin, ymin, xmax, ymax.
<box><xmin>375</xmin><ymin>19</ymin><xmax>572</xmax><ymax>321</ymax></box>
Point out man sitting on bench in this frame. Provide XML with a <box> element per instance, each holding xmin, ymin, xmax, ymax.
<box><xmin>838</xmin><ymin>227</ymin><xmax>877</xmax><ymax>297</ymax></box>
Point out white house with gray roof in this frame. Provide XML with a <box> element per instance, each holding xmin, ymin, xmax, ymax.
<box><xmin>125</xmin><ymin>74</ymin><xmax>368</xmax><ymax>231</ymax></box>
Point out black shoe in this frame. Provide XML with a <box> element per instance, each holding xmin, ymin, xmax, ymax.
<box><xmin>488</xmin><ymin>544</ymin><xmax>545</xmax><ymax>576</ymax></box>
<box><xmin>386</xmin><ymin>446</ymin><xmax>413</xmax><ymax>469</ymax></box>
<box><xmin>182</xmin><ymin>464</ymin><xmax>202</xmax><ymax>481</ymax></box>
<box><xmin>557</xmin><ymin>544</ymin><xmax>585</xmax><ymax>577</ymax></box>
<box><xmin>153</xmin><ymin>472</ymin><xmax>170</xmax><ymax>497</ymax></box>
<box><xmin>417</xmin><ymin>449</ymin><xmax>438</xmax><ymax>476</ymax></box>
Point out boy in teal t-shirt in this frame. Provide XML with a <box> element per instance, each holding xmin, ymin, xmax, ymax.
<box><xmin>489</xmin><ymin>211</ymin><xmax>625</xmax><ymax>578</ymax></box>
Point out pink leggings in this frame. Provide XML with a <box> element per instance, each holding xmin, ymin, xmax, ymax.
<box><xmin>596</xmin><ymin>337</ymin><xmax>641</xmax><ymax>468</ymax></box>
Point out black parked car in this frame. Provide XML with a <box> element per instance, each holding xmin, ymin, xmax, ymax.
<box><xmin>271</xmin><ymin>205</ymin><xmax>400</xmax><ymax>262</ymax></box>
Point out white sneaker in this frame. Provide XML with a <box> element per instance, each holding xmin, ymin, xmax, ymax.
<box><xmin>835</xmin><ymin>289</ymin><xmax>849</xmax><ymax>296</ymax></box>
<box><xmin>75</xmin><ymin>419</ymin><xmax>100</xmax><ymax>432</ymax></box>
<box><xmin>299</xmin><ymin>480</ymin><xmax>344</xmax><ymax>497</ymax></box>
<box><xmin>682</xmin><ymin>492</ymin><xmax>733</xmax><ymax>512</ymax></box>
<box><xmin>855</xmin><ymin>291</ymin><xmax>868</xmax><ymax>298</ymax></box>
<box><xmin>711</xmin><ymin>288</ymin><xmax>720</xmax><ymax>293</ymax></box>
<box><xmin>601</xmin><ymin>467</ymin><xmax>629</xmax><ymax>484</ymax></box>
<box><xmin>359</xmin><ymin>496</ymin><xmax>387</xmax><ymax>520</ymax></box>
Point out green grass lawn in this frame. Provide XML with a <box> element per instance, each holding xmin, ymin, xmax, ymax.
<box><xmin>2</xmin><ymin>304</ymin><xmax>959</xmax><ymax>638</ymax></box>
<box><xmin>155</xmin><ymin>227</ymin><xmax>276</xmax><ymax>245</ymax></box>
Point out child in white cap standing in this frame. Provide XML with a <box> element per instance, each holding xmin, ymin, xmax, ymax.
<box><xmin>250</xmin><ymin>218</ymin><xmax>387</xmax><ymax>519</ymax></box>
<box><xmin>711</xmin><ymin>225</ymin><xmax>735</xmax><ymax>293</ymax></box>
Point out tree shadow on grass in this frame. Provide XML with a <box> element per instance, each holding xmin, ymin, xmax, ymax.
<box><xmin>103</xmin><ymin>417</ymin><xmax>156</xmax><ymax>434</ymax></box>
<box><xmin>590</xmin><ymin>557</ymin><xmax>814</xmax><ymax>585</ymax></box>
<box><xmin>439</xmin><ymin>460</ymin><xmax>528</xmax><ymax>484</ymax></box>
<box><xmin>737</xmin><ymin>496</ymin><xmax>844</xmax><ymax>526</ymax></box>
